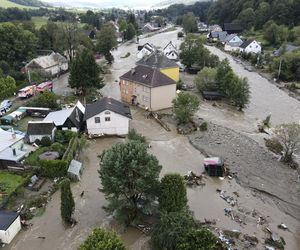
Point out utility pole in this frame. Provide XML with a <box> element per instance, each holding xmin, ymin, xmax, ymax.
<box><xmin>277</xmin><ymin>58</ymin><xmax>282</xmax><ymax>81</ymax></box>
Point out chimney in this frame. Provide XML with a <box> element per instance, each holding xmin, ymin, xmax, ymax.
<box><xmin>131</xmin><ymin>68</ymin><xmax>135</xmax><ymax>75</ymax></box>
<box><xmin>107</xmin><ymin>96</ymin><xmax>112</xmax><ymax>104</ymax></box>
<box><xmin>11</xmin><ymin>128</ymin><xmax>16</xmax><ymax>140</ymax></box>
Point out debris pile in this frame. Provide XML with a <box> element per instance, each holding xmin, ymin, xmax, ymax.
<box><xmin>184</xmin><ymin>171</ymin><xmax>205</xmax><ymax>186</ymax></box>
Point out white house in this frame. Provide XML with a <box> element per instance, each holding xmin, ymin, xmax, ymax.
<box><xmin>27</xmin><ymin>121</ymin><xmax>56</xmax><ymax>143</ymax></box>
<box><xmin>163</xmin><ymin>41</ymin><xmax>177</xmax><ymax>55</ymax></box>
<box><xmin>240</xmin><ymin>39</ymin><xmax>262</xmax><ymax>54</ymax></box>
<box><xmin>84</xmin><ymin>97</ymin><xmax>132</xmax><ymax>136</ymax></box>
<box><xmin>137</xmin><ymin>43</ymin><xmax>155</xmax><ymax>59</ymax></box>
<box><xmin>0</xmin><ymin>128</ymin><xmax>28</xmax><ymax>168</ymax></box>
<box><xmin>0</xmin><ymin>211</ymin><xmax>21</xmax><ymax>244</ymax></box>
<box><xmin>25</xmin><ymin>52</ymin><xmax>68</xmax><ymax>77</ymax></box>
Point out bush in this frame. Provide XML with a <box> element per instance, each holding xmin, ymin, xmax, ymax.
<box><xmin>62</xmin><ymin>137</ymin><xmax>79</xmax><ymax>163</ymax></box>
<box><xmin>40</xmin><ymin>136</ymin><xmax>52</xmax><ymax>147</ymax></box>
<box><xmin>177</xmin><ymin>31</ymin><xmax>184</xmax><ymax>38</ymax></box>
<box><xmin>128</xmin><ymin>128</ymin><xmax>146</xmax><ymax>144</ymax></box>
<box><xmin>60</xmin><ymin>178</ymin><xmax>74</xmax><ymax>224</ymax></box>
<box><xmin>49</xmin><ymin>143</ymin><xmax>66</xmax><ymax>157</ymax></box>
<box><xmin>55</xmin><ymin>130</ymin><xmax>77</xmax><ymax>143</ymax></box>
<box><xmin>38</xmin><ymin>160</ymin><xmax>68</xmax><ymax>178</ymax></box>
<box><xmin>78</xmin><ymin>228</ymin><xmax>126</xmax><ymax>250</ymax></box>
<box><xmin>27</xmin><ymin>90</ymin><xmax>59</xmax><ymax>109</ymax></box>
<box><xmin>199</xmin><ymin>122</ymin><xmax>208</xmax><ymax>131</ymax></box>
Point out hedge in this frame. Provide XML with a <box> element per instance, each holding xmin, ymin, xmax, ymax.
<box><xmin>38</xmin><ymin>160</ymin><xmax>68</xmax><ymax>178</ymax></box>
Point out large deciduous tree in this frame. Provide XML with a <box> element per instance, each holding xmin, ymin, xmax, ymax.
<box><xmin>69</xmin><ymin>49</ymin><xmax>103</xmax><ymax>95</ymax></box>
<box><xmin>172</xmin><ymin>92</ymin><xmax>200</xmax><ymax>124</ymax></box>
<box><xmin>78</xmin><ymin>228</ymin><xmax>126</xmax><ymax>250</ymax></box>
<box><xmin>275</xmin><ymin>123</ymin><xmax>300</xmax><ymax>163</ymax></box>
<box><xmin>0</xmin><ymin>76</ymin><xmax>16</xmax><ymax>99</ymax></box>
<box><xmin>159</xmin><ymin>174</ymin><xmax>187</xmax><ymax>213</ymax></box>
<box><xmin>96</xmin><ymin>23</ymin><xmax>117</xmax><ymax>64</ymax></box>
<box><xmin>194</xmin><ymin>67</ymin><xmax>217</xmax><ymax>93</ymax></box>
<box><xmin>99</xmin><ymin>141</ymin><xmax>162</xmax><ymax>225</ymax></box>
<box><xmin>182</xmin><ymin>12</ymin><xmax>198</xmax><ymax>33</ymax></box>
<box><xmin>60</xmin><ymin>178</ymin><xmax>75</xmax><ymax>224</ymax></box>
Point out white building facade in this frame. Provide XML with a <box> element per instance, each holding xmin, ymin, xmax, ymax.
<box><xmin>0</xmin><ymin>213</ymin><xmax>21</xmax><ymax>244</ymax></box>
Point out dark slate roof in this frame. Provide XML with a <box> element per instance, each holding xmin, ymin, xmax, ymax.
<box><xmin>84</xmin><ymin>97</ymin><xmax>132</xmax><ymax>121</ymax></box>
<box><xmin>136</xmin><ymin>52</ymin><xmax>178</xmax><ymax>69</ymax></box>
<box><xmin>0</xmin><ymin>211</ymin><xmax>19</xmax><ymax>231</ymax></box>
<box><xmin>223</xmin><ymin>23</ymin><xmax>242</xmax><ymax>33</ymax></box>
<box><xmin>120</xmin><ymin>65</ymin><xmax>176</xmax><ymax>88</ymax></box>
<box><xmin>163</xmin><ymin>41</ymin><xmax>176</xmax><ymax>51</ymax></box>
<box><xmin>240</xmin><ymin>39</ymin><xmax>254</xmax><ymax>49</ymax></box>
<box><xmin>274</xmin><ymin>44</ymin><xmax>299</xmax><ymax>56</ymax></box>
<box><xmin>27</xmin><ymin>121</ymin><xmax>55</xmax><ymax>135</ymax></box>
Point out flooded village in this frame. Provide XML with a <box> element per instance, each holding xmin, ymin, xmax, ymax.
<box><xmin>0</xmin><ymin>1</ymin><xmax>300</xmax><ymax>250</ymax></box>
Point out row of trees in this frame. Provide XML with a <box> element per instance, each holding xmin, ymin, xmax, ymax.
<box><xmin>195</xmin><ymin>59</ymin><xmax>250</xmax><ymax>110</ymax></box>
<box><xmin>208</xmin><ymin>0</ymin><xmax>300</xmax><ymax>30</ymax></box>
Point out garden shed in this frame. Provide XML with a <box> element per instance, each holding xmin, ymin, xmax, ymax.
<box><xmin>0</xmin><ymin>211</ymin><xmax>21</xmax><ymax>244</ymax></box>
<box><xmin>67</xmin><ymin>160</ymin><xmax>83</xmax><ymax>181</ymax></box>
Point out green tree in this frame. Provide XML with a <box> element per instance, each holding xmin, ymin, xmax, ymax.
<box><xmin>254</xmin><ymin>2</ymin><xmax>271</xmax><ymax>29</ymax></box>
<box><xmin>179</xmin><ymin>34</ymin><xmax>203</xmax><ymax>68</ymax></box>
<box><xmin>159</xmin><ymin>174</ymin><xmax>187</xmax><ymax>213</ymax></box>
<box><xmin>151</xmin><ymin>211</ymin><xmax>195</xmax><ymax>250</ymax></box>
<box><xmin>60</xmin><ymin>178</ymin><xmax>75</xmax><ymax>224</ymax></box>
<box><xmin>238</xmin><ymin>8</ymin><xmax>255</xmax><ymax>30</ymax></box>
<box><xmin>0</xmin><ymin>76</ymin><xmax>16</xmax><ymax>99</ymax></box>
<box><xmin>177</xmin><ymin>229</ymin><xmax>218</xmax><ymax>250</ymax></box>
<box><xmin>275</xmin><ymin>123</ymin><xmax>300</xmax><ymax>163</ymax></box>
<box><xmin>182</xmin><ymin>12</ymin><xmax>198</xmax><ymax>33</ymax></box>
<box><xmin>194</xmin><ymin>67</ymin><xmax>217</xmax><ymax>93</ymax></box>
<box><xmin>231</xmin><ymin>77</ymin><xmax>251</xmax><ymax>111</ymax></box>
<box><xmin>216</xmin><ymin>59</ymin><xmax>232</xmax><ymax>86</ymax></box>
<box><xmin>128</xmin><ymin>128</ymin><xmax>146</xmax><ymax>144</ymax></box>
<box><xmin>78</xmin><ymin>228</ymin><xmax>126</xmax><ymax>250</ymax></box>
<box><xmin>124</xmin><ymin>23</ymin><xmax>136</xmax><ymax>40</ymax></box>
<box><xmin>96</xmin><ymin>23</ymin><xmax>117</xmax><ymax>64</ymax></box>
<box><xmin>69</xmin><ymin>49</ymin><xmax>103</xmax><ymax>95</ymax></box>
<box><xmin>172</xmin><ymin>92</ymin><xmax>200</xmax><ymax>124</ymax></box>
<box><xmin>0</xmin><ymin>22</ymin><xmax>37</xmax><ymax>67</ymax></box>
<box><xmin>118</xmin><ymin>19</ymin><xmax>128</xmax><ymax>32</ymax></box>
<box><xmin>263</xmin><ymin>20</ymin><xmax>288</xmax><ymax>45</ymax></box>
<box><xmin>99</xmin><ymin>141</ymin><xmax>162</xmax><ymax>225</ymax></box>
<box><xmin>27</xmin><ymin>90</ymin><xmax>58</xmax><ymax>109</ymax></box>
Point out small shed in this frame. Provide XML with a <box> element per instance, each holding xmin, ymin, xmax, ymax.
<box><xmin>67</xmin><ymin>160</ymin><xmax>83</xmax><ymax>181</ymax></box>
<box><xmin>0</xmin><ymin>211</ymin><xmax>21</xmax><ymax>244</ymax></box>
<box><xmin>204</xmin><ymin>157</ymin><xmax>225</xmax><ymax>177</ymax></box>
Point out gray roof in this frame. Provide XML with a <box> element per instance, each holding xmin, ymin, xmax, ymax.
<box><xmin>0</xmin><ymin>128</ymin><xmax>24</xmax><ymax>153</ymax></box>
<box><xmin>27</xmin><ymin>121</ymin><xmax>55</xmax><ymax>135</ymax></box>
<box><xmin>26</xmin><ymin>52</ymin><xmax>67</xmax><ymax>70</ymax></box>
<box><xmin>84</xmin><ymin>97</ymin><xmax>132</xmax><ymax>121</ymax></box>
<box><xmin>224</xmin><ymin>34</ymin><xmax>237</xmax><ymax>42</ymax></box>
<box><xmin>0</xmin><ymin>211</ymin><xmax>19</xmax><ymax>231</ymax></box>
<box><xmin>136</xmin><ymin>52</ymin><xmax>178</xmax><ymax>69</ymax></box>
<box><xmin>240</xmin><ymin>39</ymin><xmax>254</xmax><ymax>49</ymax></box>
<box><xmin>218</xmin><ymin>31</ymin><xmax>228</xmax><ymax>42</ymax></box>
<box><xmin>120</xmin><ymin>65</ymin><xmax>176</xmax><ymax>88</ymax></box>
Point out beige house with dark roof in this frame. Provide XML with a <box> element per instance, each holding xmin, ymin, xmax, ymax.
<box><xmin>120</xmin><ymin>65</ymin><xmax>176</xmax><ymax>111</ymax></box>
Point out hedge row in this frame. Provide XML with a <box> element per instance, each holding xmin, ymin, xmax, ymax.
<box><xmin>62</xmin><ymin>137</ymin><xmax>78</xmax><ymax>163</ymax></box>
<box><xmin>38</xmin><ymin>160</ymin><xmax>68</xmax><ymax>178</ymax></box>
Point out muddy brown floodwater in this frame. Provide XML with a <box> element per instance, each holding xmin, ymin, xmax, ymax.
<box><xmin>5</xmin><ymin>28</ymin><xmax>300</xmax><ymax>250</ymax></box>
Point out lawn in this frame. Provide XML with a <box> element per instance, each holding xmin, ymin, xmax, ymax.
<box><xmin>16</xmin><ymin>116</ymin><xmax>43</xmax><ymax>132</ymax></box>
<box><xmin>32</xmin><ymin>16</ymin><xmax>48</xmax><ymax>29</ymax></box>
<box><xmin>0</xmin><ymin>172</ymin><xmax>24</xmax><ymax>202</ymax></box>
<box><xmin>0</xmin><ymin>0</ymin><xmax>37</xmax><ymax>9</ymax></box>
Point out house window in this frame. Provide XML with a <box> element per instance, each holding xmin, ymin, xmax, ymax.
<box><xmin>105</xmin><ymin>117</ymin><xmax>111</xmax><ymax>122</ymax></box>
<box><xmin>105</xmin><ymin>111</ymin><xmax>110</xmax><ymax>115</ymax></box>
<box><xmin>95</xmin><ymin>117</ymin><xmax>100</xmax><ymax>123</ymax></box>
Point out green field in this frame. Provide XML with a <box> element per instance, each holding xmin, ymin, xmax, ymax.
<box><xmin>32</xmin><ymin>16</ymin><xmax>48</xmax><ymax>28</ymax></box>
<box><xmin>0</xmin><ymin>172</ymin><xmax>24</xmax><ymax>202</ymax></box>
<box><xmin>0</xmin><ymin>0</ymin><xmax>37</xmax><ymax>8</ymax></box>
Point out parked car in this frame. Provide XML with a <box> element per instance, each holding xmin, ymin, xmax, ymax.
<box><xmin>0</xmin><ymin>100</ymin><xmax>12</xmax><ymax>116</ymax></box>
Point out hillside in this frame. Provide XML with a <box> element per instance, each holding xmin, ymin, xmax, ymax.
<box><xmin>0</xmin><ymin>0</ymin><xmax>48</xmax><ymax>8</ymax></box>
<box><xmin>152</xmin><ymin>0</ymin><xmax>202</xmax><ymax>8</ymax></box>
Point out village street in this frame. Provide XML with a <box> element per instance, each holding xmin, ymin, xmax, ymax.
<box><xmin>5</xmin><ymin>28</ymin><xmax>300</xmax><ymax>250</ymax></box>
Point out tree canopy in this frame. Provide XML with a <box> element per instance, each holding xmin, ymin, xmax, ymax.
<box><xmin>99</xmin><ymin>141</ymin><xmax>162</xmax><ymax>225</ymax></box>
<box><xmin>159</xmin><ymin>174</ymin><xmax>187</xmax><ymax>213</ymax></box>
<box><xmin>60</xmin><ymin>178</ymin><xmax>75</xmax><ymax>224</ymax></box>
<box><xmin>172</xmin><ymin>92</ymin><xmax>200</xmax><ymax>124</ymax></box>
<box><xmin>182</xmin><ymin>12</ymin><xmax>198</xmax><ymax>33</ymax></box>
<box><xmin>69</xmin><ymin>49</ymin><xmax>103</xmax><ymax>95</ymax></box>
<box><xmin>27</xmin><ymin>90</ymin><xmax>59</xmax><ymax>109</ymax></box>
<box><xmin>78</xmin><ymin>228</ymin><xmax>126</xmax><ymax>250</ymax></box>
